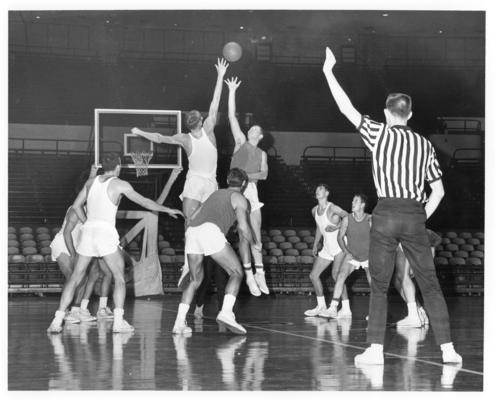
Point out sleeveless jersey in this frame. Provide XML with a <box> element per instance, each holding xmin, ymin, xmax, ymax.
<box><xmin>346</xmin><ymin>213</ymin><xmax>370</xmax><ymax>262</ymax></box>
<box><xmin>86</xmin><ymin>176</ymin><xmax>118</xmax><ymax>225</ymax></box>
<box><xmin>187</xmin><ymin>128</ymin><xmax>217</xmax><ymax>179</ymax></box>
<box><xmin>230</xmin><ymin>142</ymin><xmax>262</xmax><ymax>175</ymax></box>
<box><xmin>189</xmin><ymin>189</ymin><xmax>237</xmax><ymax>235</ymax></box>
<box><xmin>314</xmin><ymin>203</ymin><xmax>340</xmax><ymax>249</ymax></box>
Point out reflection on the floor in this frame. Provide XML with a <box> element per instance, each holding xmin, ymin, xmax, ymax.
<box><xmin>9</xmin><ymin>295</ymin><xmax>483</xmax><ymax>391</ymax></box>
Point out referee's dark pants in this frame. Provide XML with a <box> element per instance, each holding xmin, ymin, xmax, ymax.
<box><xmin>367</xmin><ymin>198</ymin><xmax>452</xmax><ymax>345</ymax></box>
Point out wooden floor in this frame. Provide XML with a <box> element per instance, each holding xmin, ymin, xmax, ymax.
<box><xmin>8</xmin><ymin>294</ymin><xmax>483</xmax><ymax>391</ymax></box>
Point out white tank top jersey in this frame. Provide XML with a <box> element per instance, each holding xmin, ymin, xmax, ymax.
<box><xmin>86</xmin><ymin>176</ymin><xmax>118</xmax><ymax>225</ymax></box>
<box><xmin>187</xmin><ymin>128</ymin><xmax>217</xmax><ymax>179</ymax></box>
<box><xmin>315</xmin><ymin>203</ymin><xmax>339</xmax><ymax>240</ymax></box>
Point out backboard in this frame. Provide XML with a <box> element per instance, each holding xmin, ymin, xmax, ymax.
<box><xmin>94</xmin><ymin>109</ymin><xmax>182</xmax><ymax>169</ymax></box>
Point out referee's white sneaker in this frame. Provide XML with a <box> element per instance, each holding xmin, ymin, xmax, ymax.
<box><xmin>216</xmin><ymin>311</ymin><xmax>247</xmax><ymax>335</ymax></box>
<box><xmin>304</xmin><ymin>305</ymin><xmax>326</xmax><ymax>317</ymax></box>
<box><xmin>318</xmin><ymin>306</ymin><xmax>338</xmax><ymax>319</ymax></box>
<box><xmin>112</xmin><ymin>319</ymin><xmax>135</xmax><ymax>333</ymax></box>
<box><xmin>354</xmin><ymin>346</ymin><xmax>384</xmax><ymax>365</ymax></box>
<box><xmin>246</xmin><ymin>276</ymin><xmax>261</xmax><ymax>297</ymax></box>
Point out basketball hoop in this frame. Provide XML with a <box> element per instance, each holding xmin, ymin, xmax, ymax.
<box><xmin>130</xmin><ymin>151</ymin><xmax>153</xmax><ymax>177</ymax></box>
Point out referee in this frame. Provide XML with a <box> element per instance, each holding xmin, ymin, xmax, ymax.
<box><xmin>322</xmin><ymin>47</ymin><xmax>462</xmax><ymax>365</ymax></box>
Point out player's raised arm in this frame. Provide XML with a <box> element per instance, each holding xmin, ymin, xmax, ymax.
<box><xmin>225</xmin><ymin>77</ymin><xmax>246</xmax><ymax>152</ymax></box>
<box><xmin>118</xmin><ymin>180</ymin><xmax>183</xmax><ymax>219</ymax></box>
<box><xmin>131</xmin><ymin>127</ymin><xmax>187</xmax><ymax>148</ymax></box>
<box><xmin>322</xmin><ymin>47</ymin><xmax>361</xmax><ymax>128</ymax></box>
<box><xmin>203</xmin><ymin>58</ymin><xmax>229</xmax><ymax>132</ymax></box>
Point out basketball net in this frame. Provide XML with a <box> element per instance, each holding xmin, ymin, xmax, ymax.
<box><xmin>130</xmin><ymin>151</ymin><xmax>153</xmax><ymax>177</ymax></box>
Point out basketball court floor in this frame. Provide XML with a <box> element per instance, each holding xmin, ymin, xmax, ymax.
<box><xmin>8</xmin><ymin>294</ymin><xmax>483</xmax><ymax>391</ymax></box>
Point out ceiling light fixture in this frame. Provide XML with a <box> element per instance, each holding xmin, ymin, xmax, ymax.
<box><xmin>382</xmin><ymin>13</ymin><xmax>389</xmax><ymax>17</ymax></box>
<box><xmin>240</xmin><ymin>26</ymin><xmax>244</xmax><ymax>30</ymax></box>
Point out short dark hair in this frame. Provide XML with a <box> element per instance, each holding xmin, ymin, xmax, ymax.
<box><xmin>251</xmin><ymin>125</ymin><xmax>264</xmax><ymax>136</ymax></box>
<box><xmin>354</xmin><ymin>193</ymin><xmax>368</xmax><ymax>206</ymax></box>
<box><xmin>101</xmin><ymin>153</ymin><xmax>121</xmax><ymax>172</ymax></box>
<box><xmin>227</xmin><ymin>168</ymin><xmax>248</xmax><ymax>187</ymax></box>
<box><xmin>185</xmin><ymin>110</ymin><xmax>203</xmax><ymax>131</ymax></box>
<box><xmin>385</xmin><ymin>93</ymin><xmax>412</xmax><ymax>119</ymax></box>
<box><xmin>315</xmin><ymin>183</ymin><xmax>330</xmax><ymax>194</ymax></box>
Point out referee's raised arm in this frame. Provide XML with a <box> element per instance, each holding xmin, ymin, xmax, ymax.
<box><xmin>322</xmin><ymin>47</ymin><xmax>361</xmax><ymax>129</ymax></box>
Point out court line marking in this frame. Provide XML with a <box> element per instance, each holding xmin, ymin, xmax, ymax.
<box><xmin>162</xmin><ymin>307</ymin><xmax>483</xmax><ymax>376</ymax></box>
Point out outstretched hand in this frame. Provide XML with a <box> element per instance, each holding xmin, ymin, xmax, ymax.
<box><xmin>131</xmin><ymin>127</ymin><xmax>143</xmax><ymax>135</ymax></box>
<box><xmin>215</xmin><ymin>58</ymin><xmax>229</xmax><ymax>76</ymax></box>
<box><xmin>323</xmin><ymin>46</ymin><xmax>336</xmax><ymax>74</ymax></box>
<box><xmin>171</xmin><ymin>167</ymin><xmax>183</xmax><ymax>177</ymax></box>
<box><xmin>166</xmin><ymin>208</ymin><xmax>184</xmax><ymax>219</ymax></box>
<box><xmin>224</xmin><ymin>76</ymin><xmax>242</xmax><ymax>91</ymax></box>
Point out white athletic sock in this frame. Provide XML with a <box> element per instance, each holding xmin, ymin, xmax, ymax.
<box><xmin>254</xmin><ymin>264</ymin><xmax>264</xmax><ymax>273</ymax></box>
<box><xmin>176</xmin><ymin>303</ymin><xmax>190</xmax><ymax>323</ymax></box>
<box><xmin>441</xmin><ymin>342</ymin><xmax>454</xmax><ymax>352</ymax></box>
<box><xmin>330</xmin><ymin>299</ymin><xmax>339</xmax><ymax>309</ymax></box>
<box><xmin>341</xmin><ymin>299</ymin><xmax>351</xmax><ymax>312</ymax></box>
<box><xmin>70</xmin><ymin>306</ymin><xmax>80</xmax><ymax>313</ymax></box>
<box><xmin>221</xmin><ymin>294</ymin><xmax>236</xmax><ymax>313</ymax></box>
<box><xmin>114</xmin><ymin>308</ymin><xmax>124</xmax><ymax>324</ymax></box>
<box><xmin>99</xmin><ymin>297</ymin><xmax>108</xmax><ymax>309</ymax></box>
<box><xmin>407</xmin><ymin>302</ymin><xmax>418</xmax><ymax>317</ymax></box>
<box><xmin>54</xmin><ymin>310</ymin><xmax>65</xmax><ymax>322</ymax></box>
<box><xmin>80</xmin><ymin>299</ymin><xmax>89</xmax><ymax>311</ymax></box>
<box><xmin>244</xmin><ymin>264</ymin><xmax>254</xmax><ymax>279</ymax></box>
<box><xmin>317</xmin><ymin>296</ymin><xmax>326</xmax><ymax>308</ymax></box>
<box><xmin>370</xmin><ymin>343</ymin><xmax>384</xmax><ymax>352</ymax></box>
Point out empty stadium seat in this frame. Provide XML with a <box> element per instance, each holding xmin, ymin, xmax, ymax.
<box><xmin>262</xmin><ymin>249</ymin><xmax>267</xmax><ymax>256</ymax></box>
<box><xmin>459</xmin><ymin>232</ymin><xmax>472</xmax><ymax>239</ymax></box>
<box><xmin>174</xmin><ymin>255</ymin><xmax>185</xmax><ymax>263</ymax></box>
<box><xmin>467</xmin><ymin>257</ymin><xmax>482</xmax><ymax>266</ymax></box>
<box><xmin>26</xmin><ymin>254</ymin><xmax>44</xmax><ymax>263</ymax></box>
<box><xmin>449</xmin><ymin>257</ymin><xmax>466</xmax><ymax>265</ymax></box>
<box><xmin>467</xmin><ymin>238</ymin><xmax>481</xmax><ymax>246</ymax></box>
<box><xmin>52</xmin><ymin>227</ymin><xmax>61</xmax><ymax>235</ymax></box>
<box><xmin>441</xmin><ymin>238</ymin><xmax>451</xmax><ymax>245</ymax></box>
<box><xmin>161</xmin><ymin>248</ymin><xmax>175</xmax><ymax>256</ymax></box>
<box><xmin>283</xmin><ymin>229</ymin><xmax>296</xmax><ymax>237</ymax></box>
<box><xmin>298</xmin><ymin>230</ymin><xmax>311</xmax><ymax>238</ymax></box>
<box><xmin>452</xmin><ymin>238</ymin><xmax>466</xmax><ymax>245</ymax></box>
<box><xmin>158</xmin><ymin>234</ymin><xmax>165</xmax><ymax>241</ymax></box>
<box><xmin>39</xmin><ymin>240</ymin><xmax>51</xmax><ymax>248</ymax></box>
<box><xmin>8</xmin><ymin>233</ymin><xmax>17</xmax><ymax>241</ymax></box>
<box><xmin>438</xmin><ymin>251</ymin><xmax>453</xmax><ymax>259</ymax></box>
<box><xmin>158</xmin><ymin>240</ymin><xmax>171</xmax><ymax>250</ymax></box>
<box><xmin>22</xmin><ymin>240</ymin><xmax>37</xmax><ymax>248</ymax></box>
<box><xmin>269</xmin><ymin>248</ymin><xmax>283</xmax><ymax>256</ymax></box>
<box><xmin>269</xmin><ymin>229</ymin><xmax>282</xmax><ymax>236</ymax></box>
<box><xmin>8</xmin><ymin>227</ymin><xmax>16</xmax><ymax>234</ymax></box>
<box><xmin>460</xmin><ymin>244</ymin><xmax>474</xmax><ymax>252</ymax></box>
<box><xmin>8</xmin><ymin>247</ymin><xmax>20</xmax><ymax>255</ymax></box>
<box><xmin>303</xmin><ymin>236</ymin><xmax>315</xmax><ymax>244</ymax></box>
<box><xmin>9</xmin><ymin>255</ymin><xmax>25</xmax><ymax>263</ymax></box>
<box><xmin>280</xmin><ymin>255</ymin><xmax>298</xmax><ymax>264</ymax></box>
<box><xmin>285</xmin><ymin>249</ymin><xmax>299</xmax><ymax>256</ymax></box>
<box><xmin>294</xmin><ymin>242</ymin><xmax>309</xmax><ymax>250</ymax></box>
<box><xmin>40</xmin><ymin>247</ymin><xmax>52</xmax><ymax>256</ymax></box>
<box><xmin>261</xmin><ymin>235</ymin><xmax>271</xmax><ymax>243</ymax></box>
<box><xmin>20</xmin><ymin>233</ymin><xmax>34</xmax><ymax>241</ymax></box>
<box><xmin>470</xmin><ymin>250</ymin><xmax>484</xmax><ymax>258</ymax></box>
<box><xmin>279</xmin><ymin>242</ymin><xmax>293</xmax><ymax>250</ymax></box>
<box><xmin>159</xmin><ymin>255</ymin><xmax>174</xmax><ymax>263</ymax></box>
<box><xmin>19</xmin><ymin>227</ymin><xmax>33</xmax><ymax>234</ymax></box>
<box><xmin>435</xmin><ymin>244</ymin><xmax>443</xmax><ymax>252</ymax></box>
<box><xmin>454</xmin><ymin>250</ymin><xmax>469</xmax><ymax>259</ymax></box>
<box><xmin>8</xmin><ymin>240</ymin><xmax>19</xmax><ymax>248</ymax></box>
<box><xmin>445</xmin><ymin>231</ymin><xmax>458</xmax><ymax>239</ymax></box>
<box><xmin>288</xmin><ymin>236</ymin><xmax>301</xmax><ymax>244</ymax></box>
<box><xmin>37</xmin><ymin>233</ymin><xmax>51</xmax><ymax>242</ymax></box>
<box><xmin>445</xmin><ymin>244</ymin><xmax>459</xmax><ymax>252</ymax></box>
<box><xmin>476</xmin><ymin>244</ymin><xmax>484</xmax><ymax>251</ymax></box>
<box><xmin>299</xmin><ymin>255</ymin><xmax>314</xmax><ymax>264</ymax></box>
<box><xmin>434</xmin><ymin>257</ymin><xmax>449</xmax><ymax>266</ymax></box>
<box><xmin>473</xmin><ymin>232</ymin><xmax>484</xmax><ymax>240</ymax></box>
<box><xmin>22</xmin><ymin>247</ymin><xmax>37</xmax><ymax>256</ymax></box>
<box><xmin>263</xmin><ymin>242</ymin><xmax>277</xmax><ymax>250</ymax></box>
<box><xmin>272</xmin><ymin>235</ymin><xmax>285</xmax><ymax>243</ymax></box>
<box><xmin>301</xmin><ymin>249</ymin><xmax>314</xmax><ymax>256</ymax></box>
<box><xmin>44</xmin><ymin>255</ymin><xmax>53</xmax><ymax>262</ymax></box>
<box><xmin>35</xmin><ymin>227</ymin><xmax>50</xmax><ymax>234</ymax></box>
<box><xmin>263</xmin><ymin>256</ymin><xmax>278</xmax><ymax>265</ymax></box>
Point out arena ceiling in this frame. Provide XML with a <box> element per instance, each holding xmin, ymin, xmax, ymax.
<box><xmin>10</xmin><ymin>10</ymin><xmax>485</xmax><ymax>39</ymax></box>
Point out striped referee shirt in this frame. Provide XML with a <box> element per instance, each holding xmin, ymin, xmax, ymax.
<box><xmin>358</xmin><ymin>115</ymin><xmax>443</xmax><ymax>203</ymax></box>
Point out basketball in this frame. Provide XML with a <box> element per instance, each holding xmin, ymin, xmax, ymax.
<box><xmin>223</xmin><ymin>42</ymin><xmax>242</xmax><ymax>62</ymax></box>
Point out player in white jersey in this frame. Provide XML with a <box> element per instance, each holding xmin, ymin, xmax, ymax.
<box><xmin>131</xmin><ymin>58</ymin><xmax>229</xmax><ymax>286</ymax></box>
<box><xmin>225</xmin><ymin>77</ymin><xmax>269</xmax><ymax>296</ymax></box>
<box><xmin>47</xmin><ymin>153</ymin><xmax>183</xmax><ymax>334</ymax></box>
<box><xmin>304</xmin><ymin>184</ymin><xmax>348</xmax><ymax>317</ymax></box>
<box><xmin>50</xmin><ymin>165</ymin><xmax>113</xmax><ymax>322</ymax></box>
